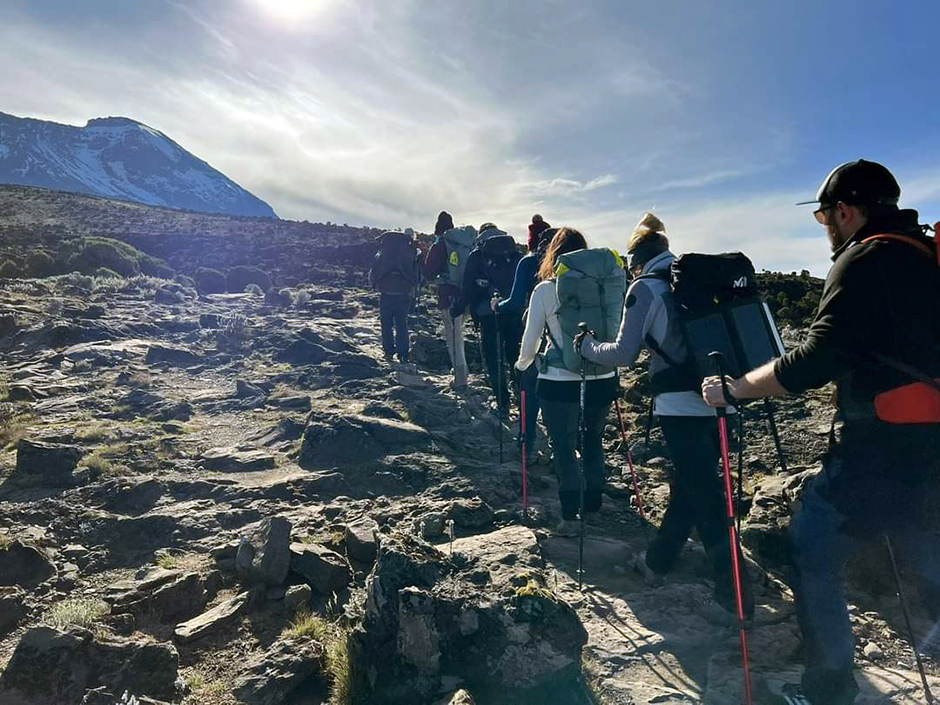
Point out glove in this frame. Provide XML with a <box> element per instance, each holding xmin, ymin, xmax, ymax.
<box><xmin>573</xmin><ymin>329</ymin><xmax>596</xmax><ymax>358</ymax></box>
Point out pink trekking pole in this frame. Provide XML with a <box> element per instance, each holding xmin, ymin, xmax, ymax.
<box><xmin>709</xmin><ymin>352</ymin><xmax>753</xmax><ymax>705</ymax></box>
<box><xmin>614</xmin><ymin>399</ymin><xmax>646</xmax><ymax>521</ymax></box>
<box><xmin>521</xmin><ymin>389</ymin><xmax>529</xmax><ymax>513</ymax></box>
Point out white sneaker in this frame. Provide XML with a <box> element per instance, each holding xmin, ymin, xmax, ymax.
<box><xmin>631</xmin><ymin>551</ymin><xmax>665</xmax><ymax>587</ymax></box>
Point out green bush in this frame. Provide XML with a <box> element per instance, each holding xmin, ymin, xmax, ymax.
<box><xmin>195</xmin><ymin>267</ymin><xmax>226</xmax><ymax>294</ymax></box>
<box><xmin>227</xmin><ymin>265</ymin><xmax>272</xmax><ymax>293</ymax></box>
<box><xmin>139</xmin><ymin>253</ymin><xmax>175</xmax><ymax>280</ymax></box>
<box><xmin>0</xmin><ymin>260</ymin><xmax>19</xmax><ymax>279</ymax></box>
<box><xmin>65</xmin><ymin>237</ymin><xmax>173</xmax><ymax>280</ymax></box>
<box><xmin>27</xmin><ymin>251</ymin><xmax>56</xmax><ymax>278</ymax></box>
<box><xmin>94</xmin><ymin>267</ymin><xmax>123</xmax><ymax>279</ymax></box>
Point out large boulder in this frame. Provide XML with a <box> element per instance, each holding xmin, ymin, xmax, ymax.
<box><xmin>299</xmin><ymin>414</ymin><xmax>430</xmax><ymax>468</ymax></box>
<box><xmin>236</xmin><ymin>517</ymin><xmax>292</xmax><ymax>586</ymax></box>
<box><xmin>104</xmin><ymin>568</ymin><xmax>210</xmax><ymax>621</ymax></box>
<box><xmin>15</xmin><ymin>438</ymin><xmax>84</xmax><ymax>484</ymax></box>
<box><xmin>0</xmin><ymin>586</ymin><xmax>27</xmax><ymax>634</ymax></box>
<box><xmin>289</xmin><ymin>543</ymin><xmax>352</xmax><ymax>596</ymax></box>
<box><xmin>145</xmin><ymin>344</ymin><xmax>199</xmax><ymax>368</ymax></box>
<box><xmin>348</xmin><ymin>527</ymin><xmax>587</xmax><ymax>705</ymax></box>
<box><xmin>0</xmin><ymin>540</ymin><xmax>57</xmax><ymax>590</ymax></box>
<box><xmin>0</xmin><ymin>626</ymin><xmax>180</xmax><ymax>704</ymax></box>
<box><xmin>232</xmin><ymin>637</ymin><xmax>326</xmax><ymax>705</ymax></box>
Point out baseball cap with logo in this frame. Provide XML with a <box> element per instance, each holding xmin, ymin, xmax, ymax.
<box><xmin>796</xmin><ymin>159</ymin><xmax>900</xmax><ymax>207</ymax></box>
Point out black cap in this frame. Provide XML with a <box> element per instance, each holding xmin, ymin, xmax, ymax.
<box><xmin>796</xmin><ymin>159</ymin><xmax>900</xmax><ymax>207</ymax></box>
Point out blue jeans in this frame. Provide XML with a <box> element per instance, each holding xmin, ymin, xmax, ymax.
<box><xmin>790</xmin><ymin>437</ymin><xmax>940</xmax><ymax>700</ymax></box>
<box><xmin>379</xmin><ymin>293</ymin><xmax>411</xmax><ymax>360</ymax></box>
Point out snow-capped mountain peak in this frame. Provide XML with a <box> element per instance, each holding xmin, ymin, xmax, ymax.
<box><xmin>0</xmin><ymin>112</ymin><xmax>276</xmax><ymax>218</ymax></box>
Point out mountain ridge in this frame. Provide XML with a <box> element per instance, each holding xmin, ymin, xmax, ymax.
<box><xmin>0</xmin><ymin>111</ymin><xmax>277</xmax><ymax>219</ymax></box>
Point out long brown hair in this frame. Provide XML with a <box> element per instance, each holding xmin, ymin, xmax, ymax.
<box><xmin>537</xmin><ymin>227</ymin><xmax>587</xmax><ymax>281</ymax></box>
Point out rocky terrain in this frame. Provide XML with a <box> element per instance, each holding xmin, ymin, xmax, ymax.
<box><xmin>0</xmin><ymin>113</ymin><xmax>276</xmax><ymax>218</ymax></box>
<box><xmin>0</xmin><ymin>187</ymin><xmax>937</xmax><ymax>704</ymax></box>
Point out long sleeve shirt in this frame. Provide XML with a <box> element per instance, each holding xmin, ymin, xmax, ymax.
<box><xmin>580</xmin><ymin>251</ymin><xmax>718</xmax><ymax>416</ymax></box>
<box><xmin>497</xmin><ymin>253</ymin><xmax>539</xmax><ymax>314</ymax></box>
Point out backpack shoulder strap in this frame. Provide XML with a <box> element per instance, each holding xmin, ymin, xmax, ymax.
<box><xmin>862</xmin><ymin>233</ymin><xmax>936</xmax><ymax>260</ymax></box>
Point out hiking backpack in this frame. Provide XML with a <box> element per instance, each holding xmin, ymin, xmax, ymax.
<box><xmin>544</xmin><ymin>248</ymin><xmax>627</xmax><ymax>376</ymax></box>
<box><xmin>859</xmin><ymin>223</ymin><xmax>940</xmax><ymax>423</ymax></box>
<box><xmin>372</xmin><ymin>231</ymin><xmax>418</xmax><ymax>293</ymax></box>
<box><xmin>478</xmin><ymin>233</ymin><xmax>521</xmax><ymax>299</ymax></box>
<box><xmin>441</xmin><ymin>225</ymin><xmax>477</xmax><ymax>288</ymax></box>
<box><xmin>642</xmin><ymin>252</ymin><xmax>784</xmax><ymax>388</ymax></box>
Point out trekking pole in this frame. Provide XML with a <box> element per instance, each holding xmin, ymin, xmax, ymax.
<box><xmin>763</xmin><ymin>400</ymin><xmax>788</xmax><ymax>473</ymax></box>
<box><xmin>737</xmin><ymin>411</ymin><xmax>745</xmax><ymax>535</ymax></box>
<box><xmin>521</xmin><ymin>388</ymin><xmax>529</xmax><ymax>516</ymax></box>
<box><xmin>496</xmin><ymin>309</ymin><xmax>504</xmax><ymax>464</ymax></box>
<box><xmin>884</xmin><ymin>533</ymin><xmax>936</xmax><ymax>703</ymax></box>
<box><xmin>614</xmin><ymin>399</ymin><xmax>647</xmax><ymax>522</ymax></box>
<box><xmin>708</xmin><ymin>351</ymin><xmax>754</xmax><ymax>705</ymax></box>
<box><xmin>578</xmin><ymin>322</ymin><xmax>588</xmax><ymax>592</ymax></box>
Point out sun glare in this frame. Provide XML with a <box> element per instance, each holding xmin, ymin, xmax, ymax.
<box><xmin>246</xmin><ymin>0</ymin><xmax>334</xmax><ymax>25</ymax></box>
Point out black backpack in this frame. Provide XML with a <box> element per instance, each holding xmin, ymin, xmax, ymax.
<box><xmin>478</xmin><ymin>234</ymin><xmax>521</xmax><ymax>298</ymax></box>
<box><xmin>372</xmin><ymin>231</ymin><xmax>418</xmax><ymax>291</ymax></box>
<box><xmin>642</xmin><ymin>252</ymin><xmax>784</xmax><ymax>389</ymax></box>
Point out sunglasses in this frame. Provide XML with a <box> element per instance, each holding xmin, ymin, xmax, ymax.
<box><xmin>813</xmin><ymin>203</ymin><xmax>838</xmax><ymax>224</ymax></box>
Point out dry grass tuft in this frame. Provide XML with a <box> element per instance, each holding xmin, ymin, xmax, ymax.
<box><xmin>283</xmin><ymin>610</ymin><xmax>350</xmax><ymax>705</ymax></box>
<box><xmin>44</xmin><ymin>597</ymin><xmax>109</xmax><ymax>630</ymax></box>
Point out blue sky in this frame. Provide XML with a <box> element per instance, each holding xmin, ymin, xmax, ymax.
<box><xmin>1</xmin><ymin>0</ymin><xmax>938</xmax><ymax>275</ymax></box>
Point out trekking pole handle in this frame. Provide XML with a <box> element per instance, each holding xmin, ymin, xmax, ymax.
<box><xmin>578</xmin><ymin>322</ymin><xmax>589</xmax><ymax>333</ymax></box>
<box><xmin>708</xmin><ymin>351</ymin><xmax>736</xmax><ymax>410</ymax></box>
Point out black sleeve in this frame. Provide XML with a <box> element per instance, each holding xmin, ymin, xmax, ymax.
<box><xmin>774</xmin><ymin>246</ymin><xmax>880</xmax><ymax>394</ymax></box>
<box><xmin>453</xmin><ymin>251</ymin><xmax>481</xmax><ymax>312</ymax></box>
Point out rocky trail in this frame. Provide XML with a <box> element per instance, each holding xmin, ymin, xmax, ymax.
<box><xmin>0</xmin><ymin>268</ymin><xmax>937</xmax><ymax>704</ymax></box>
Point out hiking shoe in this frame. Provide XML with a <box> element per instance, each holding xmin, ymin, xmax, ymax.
<box><xmin>759</xmin><ymin>677</ymin><xmax>858</xmax><ymax>705</ymax></box>
<box><xmin>760</xmin><ymin>680</ymin><xmax>814</xmax><ymax>704</ymax></box>
<box><xmin>555</xmin><ymin>519</ymin><xmax>580</xmax><ymax>537</ymax></box>
<box><xmin>631</xmin><ymin>551</ymin><xmax>665</xmax><ymax>587</ymax></box>
<box><xmin>695</xmin><ymin>595</ymin><xmax>753</xmax><ymax>628</ymax></box>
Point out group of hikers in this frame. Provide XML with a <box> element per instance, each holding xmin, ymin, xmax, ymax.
<box><xmin>368</xmin><ymin>159</ymin><xmax>940</xmax><ymax>705</ymax></box>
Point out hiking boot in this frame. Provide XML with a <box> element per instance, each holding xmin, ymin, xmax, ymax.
<box><xmin>760</xmin><ymin>677</ymin><xmax>858</xmax><ymax>705</ymax></box>
<box><xmin>555</xmin><ymin>519</ymin><xmax>580</xmax><ymax>537</ymax></box>
<box><xmin>631</xmin><ymin>551</ymin><xmax>665</xmax><ymax>587</ymax></box>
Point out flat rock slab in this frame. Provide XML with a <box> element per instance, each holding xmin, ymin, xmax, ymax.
<box><xmin>202</xmin><ymin>447</ymin><xmax>276</xmax><ymax>472</ymax></box>
<box><xmin>174</xmin><ymin>592</ymin><xmax>248</xmax><ymax>643</ymax></box>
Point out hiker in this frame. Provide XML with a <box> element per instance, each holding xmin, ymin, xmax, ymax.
<box><xmin>424</xmin><ymin>211</ymin><xmax>472</xmax><ymax>387</ymax></box>
<box><xmin>702</xmin><ymin>160</ymin><xmax>940</xmax><ymax>705</ymax></box>
<box><xmin>515</xmin><ymin>227</ymin><xmax>621</xmax><ymax>536</ymax></box>
<box><xmin>450</xmin><ymin>223</ymin><xmax>522</xmax><ymax>415</ymax></box>
<box><xmin>576</xmin><ymin>212</ymin><xmax>754</xmax><ymax>623</ymax></box>
<box><xmin>495</xmin><ymin>221</ymin><xmax>557</xmax><ymax>463</ymax></box>
<box><xmin>369</xmin><ymin>230</ymin><xmax>421</xmax><ymax>363</ymax></box>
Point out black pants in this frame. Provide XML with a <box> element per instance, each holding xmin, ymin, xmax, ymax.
<box><xmin>649</xmin><ymin>415</ymin><xmax>751</xmax><ymax>611</ymax></box>
<box><xmin>379</xmin><ymin>293</ymin><xmax>411</xmax><ymax>360</ymax></box>
<box><xmin>541</xmin><ymin>397</ymin><xmax>611</xmax><ymax>520</ymax></box>
<box><xmin>478</xmin><ymin>313</ymin><xmax>521</xmax><ymax>409</ymax></box>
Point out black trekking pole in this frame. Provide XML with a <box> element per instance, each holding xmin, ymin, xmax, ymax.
<box><xmin>884</xmin><ymin>533</ymin><xmax>936</xmax><ymax>703</ymax></box>
<box><xmin>708</xmin><ymin>351</ymin><xmax>754</xmax><ymax>705</ymax></box>
<box><xmin>763</xmin><ymin>400</ymin><xmax>788</xmax><ymax>473</ymax></box>
<box><xmin>578</xmin><ymin>322</ymin><xmax>588</xmax><ymax>592</ymax></box>
<box><xmin>496</xmin><ymin>309</ymin><xmax>504</xmax><ymax>464</ymax></box>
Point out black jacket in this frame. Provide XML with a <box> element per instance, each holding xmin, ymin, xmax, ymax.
<box><xmin>775</xmin><ymin>209</ymin><xmax>939</xmax><ymax>422</ymax></box>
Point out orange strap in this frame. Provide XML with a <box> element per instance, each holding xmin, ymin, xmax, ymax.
<box><xmin>874</xmin><ymin>381</ymin><xmax>940</xmax><ymax>424</ymax></box>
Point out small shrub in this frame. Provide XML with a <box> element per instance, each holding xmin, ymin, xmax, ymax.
<box><xmin>27</xmin><ymin>251</ymin><xmax>55</xmax><ymax>278</ymax></box>
<box><xmin>139</xmin><ymin>254</ymin><xmax>175</xmax><ymax>280</ymax></box>
<box><xmin>226</xmin><ymin>265</ymin><xmax>271</xmax><ymax>293</ymax></box>
<box><xmin>174</xmin><ymin>274</ymin><xmax>196</xmax><ymax>289</ymax></box>
<box><xmin>244</xmin><ymin>283</ymin><xmax>263</xmax><ymax>296</ymax></box>
<box><xmin>44</xmin><ymin>597</ymin><xmax>109</xmax><ymax>629</ymax></box>
<box><xmin>94</xmin><ymin>267</ymin><xmax>123</xmax><ymax>279</ymax></box>
<box><xmin>67</xmin><ymin>237</ymin><xmax>141</xmax><ymax>277</ymax></box>
<box><xmin>194</xmin><ymin>267</ymin><xmax>226</xmax><ymax>295</ymax></box>
<box><xmin>283</xmin><ymin>611</ymin><xmax>350</xmax><ymax>705</ymax></box>
<box><xmin>0</xmin><ymin>260</ymin><xmax>20</xmax><ymax>279</ymax></box>
<box><xmin>293</xmin><ymin>290</ymin><xmax>311</xmax><ymax>308</ymax></box>
<box><xmin>81</xmin><ymin>451</ymin><xmax>115</xmax><ymax>475</ymax></box>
